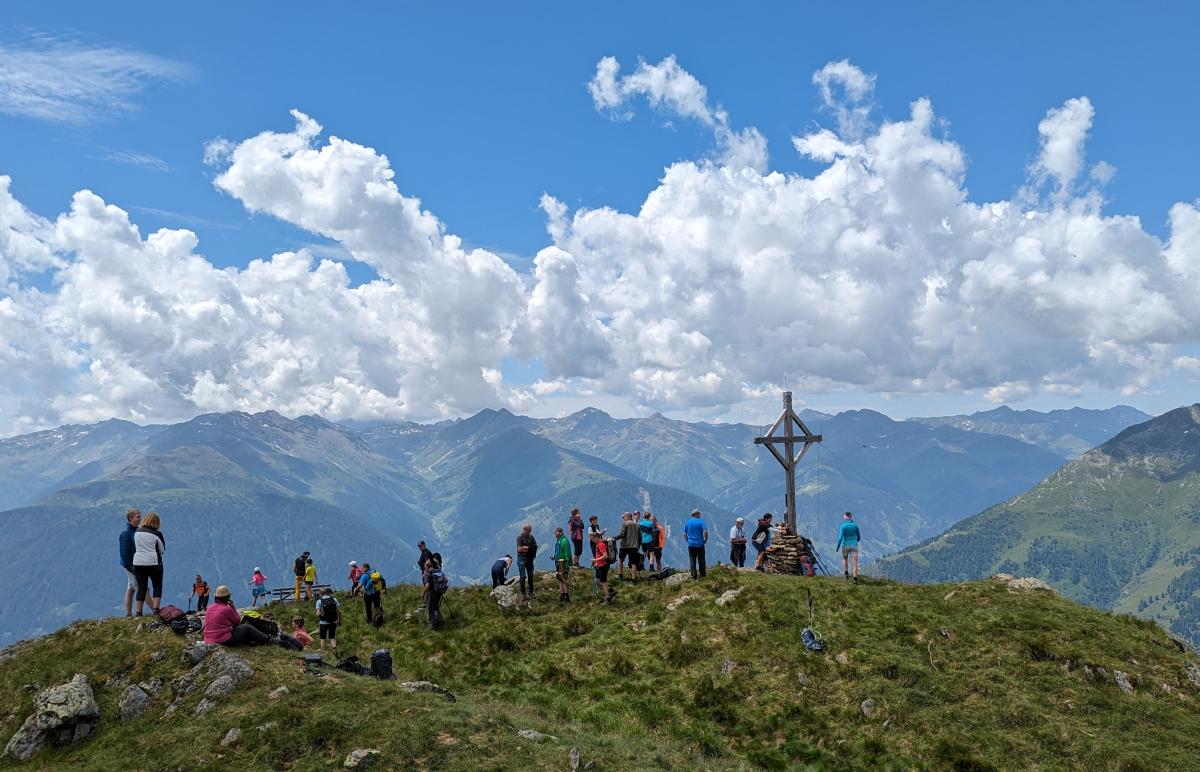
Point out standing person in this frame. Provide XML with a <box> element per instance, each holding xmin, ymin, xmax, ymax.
<box><xmin>729</xmin><ymin>517</ymin><xmax>748</xmax><ymax>568</ymax></box>
<box><xmin>587</xmin><ymin>515</ymin><xmax>605</xmax><ymax>558</ymax></box>
<box><xmin>491</xmin><ymin>555</ymin><xmax>513</xmax><ymax>588</ymax></box>
<box><xmin>203</xmin><ymin>586</ymin><xmax>270</xmax><ymax>647</ymax></box>
<box><xmin>554</xmin><ymin>527</ymin><xmax>572</xmax><ymax>602</ymax></box>
<box><xmin>752</xmin><ymin>513</ymin><xmax>774</xmax><ymax>571</ymax></box>
<box><xmin>567</xmin><ymin>509</ymin><xmax>585</xmax><ymax>568</ymax></box>
<box><xmin>416</xmin><ymin>541</ymin><xmax>434</xmax><ymax>574</ymax></box>
<box><xmin>293</xmin><ymin>551</ymin><xmax>309</xmax><ymax>602</ymax></box>
<box><xmin>304</xmin><ymin>558</ymin><xmax>317</xmax><ymax>597</ymax></box>
<box><xmin>618</xmin><ymin>512</ymin><xmax>641</xmax><ymax>582</ymax></box>
<box><xmin>131</xmin><ymin>512</ymin><xmax>165</xmax><ymax>616</ymax></box>
<box><xmin>118</xmin><ymin>509</ymin><xmax>142</xmax><ymax>616</ymax></box>
<box><xmin>639</xmin><ymin>512</ymin><xmax>657</xmax><ymax>572</ymax></box>
<box><xmin>837</xmin><ymin>511</ymin><xmax>862</xmax><ymax>583</ymax></box>
<box><xmin>423</xmin><ymin>555</ymin><xmax>448</xmax><ymax>630</ymax></box>
<box><xmin>684</xmin><ymin>509</ymin><xmax>709</xmax><ymax>580</ymax></box>
<box><xmin>191</xmin><ymin>575</ymin><xmax>210</xmax><ymax>612</ymax></box>
<box><xmin>516</xmin><ymin>524</ymin><xmax>538</xmax><ymax>600</ymax></box>
<box><xmin>591</xmin><ymin>531</ymin><xmax>615</xmax><ymax>604</ymax></box>
<box><xmin>249</xmin><ymin>567</ymin><xmax>268</xmax><ymax>607</ymax></box>
<box><xmin>348</xmin><ymin>561</ymin><xmax>363</xmax><ymax>593</ymax></box>
<box><xmin>316</xmin><ymin>587</ymin><xmax>342</xmax><ymax>650</ymax></box>
<box><xmin>358</xmin><ymin>562</ymin><xmax>384</xmax><ymax>625</ymax></box>
<box><xmin>651</xmin><ymin>514</ymin><xmax>665</xmax><ymax>572</ymax></box>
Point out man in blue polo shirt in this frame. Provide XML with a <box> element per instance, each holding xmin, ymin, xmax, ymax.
<box><xmin>684</xmin><ymin>509</ymin><xmax>709</xmax><ymax>579</ymax></box>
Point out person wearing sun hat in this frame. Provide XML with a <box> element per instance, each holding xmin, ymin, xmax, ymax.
<box><xmin>204</xmin><ymin>585</ymin><xmax>271</xmax><ymax>647</ymax></box>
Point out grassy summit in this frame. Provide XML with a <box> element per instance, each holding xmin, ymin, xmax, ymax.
<box><xmin>2</xmin><ymin>571</ymin><xmax>1199</xmax><ymax>770</ymax></box>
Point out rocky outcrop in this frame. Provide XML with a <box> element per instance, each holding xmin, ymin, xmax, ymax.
<box><xmin>517</xmin><ymin>729</ymin><xmax>557</xmax><ymax>742</ymax></box>
<box><xmin>490</xmin><ymin>579</ymin><xmax>521</xmax><ymax>610</ymax></box>
<box><xmin>663</xmin><ymin>573</ymin><xmax>691</xmax><ymax>588</ymax></box>
<box><xmin>667</xmin><ymin>593</ymin><xmax>701</xmax><ymax>611</ymax></box>
<box><xmin>763</xmin><ymin>534</ymin><xmax>816</xmax><ymax>575</ymax></box>
<box><xmin>166</xmin><ymin>646</ymin><xmax>253</xmax><ymax>715</ymax></box>
<box><xmin>118</xmin><ymin>678</ymin><xmax>164</xmax><ymax>720</ymax></box>
<box><xmin>4</xmin><ymin>674</ymin><xmax>100</xmax><ymax>761</ymax></box>
<box><xmin>344</xmin><ymin>748</ymin><xmax>381</xmax><ymax>767</ymax></box>
<box><xmin>715</xmin><ymin>587</ymin><xmax>745</xmax><ymax>607</ymax></box>
<box><xmin>991</xmin><ymin>574</ymin><xmax>1058</xmax><ymax>594</ymax></box>
<box><xmin>398</xmin><ymin>681</ymin><xmax>456</xmax><ymax>702</ymax></box>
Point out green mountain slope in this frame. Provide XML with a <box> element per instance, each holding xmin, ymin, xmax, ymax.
<box><xmin>2</xmin><ymin>573</ymin><xmax>1199</xmax><ymax>770</ymax></box>
<box><xmin>876</xmin><ymin>405</ymin><xmax>1200</xmax><ymax>644</ymax></box>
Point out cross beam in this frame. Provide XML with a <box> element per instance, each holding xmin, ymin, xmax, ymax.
<box><xmin>753</xmin><ymin>391</ymin><xmax>822</xmax><ymax>534</ymax></box>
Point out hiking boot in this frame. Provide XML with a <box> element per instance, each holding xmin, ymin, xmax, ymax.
<box><xmin>853</xmin><ymin>576</ymin><xmax>859</xmax><ymax>584</ymax></box>
<box><xmin>844</xmin><ymin>572</ymin><xmax>850</xmax><ymax>581</ymax></box>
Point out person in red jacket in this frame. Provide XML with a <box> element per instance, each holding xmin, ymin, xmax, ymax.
<box><xmin>590</xmin><ymin>531</ymin><xmax>615</xmax><ymax>604</ymax></box>
<box><xmin>348</xmin><ymin>561</ymin><xmax>363</xmax><ymax>594</ymax></box>
<box><xmin>202</xmin><ymin>585</ymin><xmax>271</xmax><ymax>647</ymax></box>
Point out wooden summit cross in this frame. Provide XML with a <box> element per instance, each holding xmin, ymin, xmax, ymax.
<box><xmin>753</xmin><ymin>391</ymin><xmax>823</xmax><ymax>534</ymax></box>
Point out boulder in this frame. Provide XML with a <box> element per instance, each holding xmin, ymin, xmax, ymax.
<box><xmin>517</xmin><ymin>729</ymin><xmax>557</xmax><ymax>742</ymax></box>
<box><xmin>1186</xmin><ymin>662</ymin><xmax>1200</xmax><ymax>688</ymax></box>
<box><xmin>168</xmin><ymin>648</ymin><xmax>253</xmax><ymax>714</ymax></box>
<box><xmin>118</xmin><ymin>679</ymin><xmax>165</xmax><ymax>721</ymax></box>
<box><xmin>991</xmin><ymin>573</ymin><xmax>1058</xmax><ymax>594</ymax></box>
<box><xmin>569</xmin><ymin>747</ymin><xmax>581</xmax><ymax>771</ymax></box>
<box><xmin>860</xmin><ymin>699</ymin><xmax>875</xmax><ymax>717</ymax></box>
<box><xmin>667</xmin><ymin>593</ymin><xmax>701</xmax><ymax>611</ymax></box>
<box><xmin>4</xmin><ymin>674</ymin><xmax>99</xmax><ymax>761</ymax></box>
<box><xmin>398</xmin><ymin>681</ymin><xmax>456</xmax><ymax>703</ymax></box>
<box><xmin>1114</xmin><ymin>670</ymin><xmax>1135</xmax><ymax>695</ymax></box>
<box><xmin>194</xmin><ymin>699</ymin><xmax>215</xmax><ymax>716</ymax></box>
<box><xmin>221</xmin><ymin>727</ymin><xmax>241</xmax><ymax>747</ymax></box>
<box><xmin>719</xmin><ymin>659</ymin><xmax>736</xmax><ymax>675</ymax></box>
<box><xmin>344</xmin><ymin>748</ymin><xmax>381</xmax><ymax>768</ymax></box>
<box><xmin>205</xmin><ymin>675</ymin><xmax>239</xmax><ymax>699</ymax></box>
<box><xmin>714</xmin><ymin>587</ymin><xmax>745</xmax><ymax>607</ymax></box>
<box><xmin>181</xmin><ymin>642</ymin><xmax>217</xmax><ymax>666</ymax></box>
<box><xmin>268</xmin><ymin>685</ymin><xmax>289</xmax><ymax>700</ymax></box>
<box><xmin>663</xmin><ymin>573</ymin><xmax>691</xmax><ymax>588</ymax></box>
<box><xmin>490</xmin><ymin>580</ymin><xmax>521</xmax><ymax>610</ymax></box>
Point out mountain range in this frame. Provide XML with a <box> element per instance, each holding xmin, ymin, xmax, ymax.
<box><xmin>877</xmin><ymin>405</ymin><xmax>1200</xmax><ymax>644</ymax></box>
<box><xmin>0</xmin><ymin>403</ymin><xmax>1147</xmax><ymax>643</ymax></box>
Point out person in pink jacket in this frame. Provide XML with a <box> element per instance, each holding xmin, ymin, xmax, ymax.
<box><xmin>348</xmin><ymin>561</ymin><xmax>364</xmax><ymax>594</ymax></box>
<box><xmin>203</xmin><ymin>585</ymin><xmax>271</xmax><ymax>646</ymax></box>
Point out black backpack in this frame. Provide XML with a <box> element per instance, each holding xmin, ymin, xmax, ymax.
<box><xmin>294</xmin><ymin>556</ymin><xmax>306</xmax><ymax>576</ymax></box>
<box><xmin>318</xmin><ymin>596</ymin><xmax>339</xmax><ymax>624</ymax></box>
<box><xmin>278</xmin><ymin>633</ymin><xmax>303</xmax><ymax>651</ymax></box>
<box><xmin>429</xmin><ymin>568</ymin><xmax>449</xmax><ymax>594</ymax></box>
<box><xmin>605</xmin><ymin>538</ymin><xmax>618</xmax><ymax>565</ymax></box>
<box><xmin>244</xmin><ymin>615</ymin><xmax>279</xmax><ymax>638</ymax></box>
<box><xmin>336</xmin><ymin>656</ymin><xmax>370</xmax><ymax>676</ymax></box>
<box><xmin>370</xmin><ymin>649</ymin><xmax>394</xmax><ymax>680</ymax></box>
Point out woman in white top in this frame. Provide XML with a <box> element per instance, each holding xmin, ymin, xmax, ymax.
<box><xmin>131</xmin><ymin>512</ymin><xmax>166</xmax><ymax>616</ymax></box>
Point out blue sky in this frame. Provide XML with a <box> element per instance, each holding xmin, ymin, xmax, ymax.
<box><xmin>0</xmin><ymin>2</ymin><xmax>1198</xmax><ymax>430</ymax></box>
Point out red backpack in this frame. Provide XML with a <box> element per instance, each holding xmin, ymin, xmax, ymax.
<box><xmin>157</xmin><ymin>605</ymin><xmax>185</xmax><ymax>623</ymax></box>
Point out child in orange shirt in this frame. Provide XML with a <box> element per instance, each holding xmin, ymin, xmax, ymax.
<box><xmin>291</xmin><ymin>616</ymin><xmax>313</xmax><ymax>648</ymax></box>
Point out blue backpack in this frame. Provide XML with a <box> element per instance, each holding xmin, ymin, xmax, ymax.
<box><xmin>429</xmin><ymin>568</ymin><xmax>449</xmax><ymax>594</ymax></box>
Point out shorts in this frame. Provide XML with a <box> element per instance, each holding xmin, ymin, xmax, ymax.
<box><xmin>842</xmin><ymin>546</ymin><xmax>859</xmax><ymax>557</ymax></box>
<box><xmin>319</xmin><ymin>623</ymin><xmax>337</xmax><ymax>640</ymax></box>
<box><xmin>594</xmin><ymin>564</ymin><xmax>609</xmax><ymax>583</ymax></box>
<box><xmin>124</xmin><ymin>568</ymin><xmax>137</xmax><ymax>591</ymax></box>
<box><xmin>619</xmin><ymin>547</ymin><xmax>639</xmax><ymax>564</ymax></box>
<box><xmin>752</xmin><ymin>540</ymin><xmax>768</xmax><ymax>554</ymax></box>
<box><xmin>642</xmin><ymin>542</ymin><xmax>655</xmax><ymax>553</ymax></box>
<box><xmin>252</xmin><ymin>585</ymin><xmax>267</xmax><ymax>597</ymax></box>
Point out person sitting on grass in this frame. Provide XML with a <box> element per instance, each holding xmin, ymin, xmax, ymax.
<box><xmin>291</xmin><ymin>616</ymin><xmax>313</xmax><ymax>648</ymax></box>
<box><xmin>316</xmin><ymin>587</ymin><xmax>342</xmax><ymax>651</ymax></box>
<box><xmin>249</xmin><ymin>567</ymin><xmax>268</xmax><ymax>607</ymax></box>
<box><xmin>203</xmin><ymin>585</ymin><xmax>271</xmax><ymax>647</ymax></box>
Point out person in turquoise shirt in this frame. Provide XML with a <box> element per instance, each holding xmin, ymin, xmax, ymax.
<box><xmin>554</xmin><ymin>526</ymin><xmax>573</xmax><ymax>602</ymax></box>
<box><xmin>836</xmin><ymin>511</ymin><xmax>861</xmax><ymax>583</ymax></box>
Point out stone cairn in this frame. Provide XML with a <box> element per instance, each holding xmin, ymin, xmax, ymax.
<box><xmin>763</xmin><ymin>533</ymin><xmax>815</xmax><ymax>575</ymax></box>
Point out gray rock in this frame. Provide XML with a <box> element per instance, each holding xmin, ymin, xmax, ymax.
<box><xmin>569</xmin><ymin>747</ymin><xmax>581</xmax><ymax>771</ymax></box>
<box><xmin>835</xmin><ymin>652</ymin><xmax>850</xmax><ymax>665</ymax></box>
<box><xmin>268</xmin><ymin>685</ymin><xmax>289</xmax><ymax>700</ymax></box>
<box><xmin>205</xmin><ymin>675</ymin><xmax>238</xmax><ymax>699</ymax></box>
<box><xmin>139</xmin><ymin>678</ymin><xmax>164</xmax><ymax>696</ymax></box>
<box><xmin>517</xmin><ymin>729</ymin><xmax>557</xmax><ymax>742</ymax></box>
<box><xmin>118</xmin><ymin>684</ymin><xmax>153</xmax><ymax>721</ymax></box>
<box><xmin>149</xmin><ymin>650</ymin><xmax>166</xmax><ymax>663</ymax></box>
<box><xmin>398</xmin><ymin>681</ymin><xmax>456</xmax><ymax>702</ymax></box>
<box><xmin>344</xmin><ymin>748</ymin><xmax>381</xmax><ymax>768</ymax></box>
<box><xmin>4</xmin><ymin>675</ymin><xmax>99</xmax><ymax>761</ymax></box>
<box><xmin>942</xmin><ymin>590</ymin><xmax>956</xmax><ymax>601</ymax></box>
<box><xmin>860</xmin><ymin>699</ymin><xmax>875</xmax><ymax>717</ymax></box>
<box><xmin>21</xmin><ymin>683</ymin><xmax>39</xmax><ymax>693</ymax></box>
<box><xmin>796</xmin><ymin>672</ymin><xmax>808</xmax><ymax>686</ymax></box>
<box><xmin>667</xmin><ymin>592</ymin><xmax>701</xmax><ymax>611</ymax></box>
<box><xmin>663</xmin><ymin>573</ymin><xmax>691</xmax><ymax>588</ymax></box>
<box><xmin>221</xmin><ymin>727</ymin><xmax>241</xmax><ymax>747</ymax></box>
<box><xmin>490</xmin><ymin>581</ymin><xmax>520</xmax><ymax>610</ymax></box>
<box><xmin>256</xmin><ymin>721</ymin><xmax>278</xmax><ymax>732</ymax></box>
<box><xmin>991</xmin><ymin>573</ymin><xmax>1057</xmax><ymax>594</ymax></box>
<box><xmin>714</xmin><ymin>587</ymin><xmax>745</xmax><ymax>607</ymax></box>
<box><xmin>181</xmin><ymin>643</ymin><xmax>217</xmax><ymax>666</ymax></box>
<box><xmin>938</xmin><ymin>627</ymin><xmax>951</xmax><ymax>638</ymax></box>
<box><xmin>1114</xmin><ymin>670</ymin><xmax>1135</xmax><ymax>695</ymax></box>
<box><xmin>1187</xmin><ymin>662</ymin><xmax>1200</xmax><ymax>688</ymax></box>
<box><xmin>719</xmin><ymin>659</ymin><xmax>736</xmax><ymax>675</ymax></box>
<box><xmin>194</xmin><ymin>698</ymin><xmax>215</xmax><ymax>716</ymax></box>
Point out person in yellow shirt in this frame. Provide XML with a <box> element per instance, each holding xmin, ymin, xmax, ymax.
<box><xmin>304</xmin><ymin>558</ymin><xmax>317</xmax><ymax>599</ymax></box>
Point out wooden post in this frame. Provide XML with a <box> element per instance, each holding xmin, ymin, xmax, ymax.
<box><xmin>754</xmin><ymin>391</ymin><xmax>822</xmax><ymax>534</ymax></box>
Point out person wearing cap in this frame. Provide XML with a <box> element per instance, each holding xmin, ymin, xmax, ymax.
<box><xmin>729</xmin><ymin>517</ymin><xmax>748</xmax><ymax>568</ymax></box>
<box><xmin>204</xmin><ymin>585</ymin><xmax>271</xmax><ymax>647</ymax></box>
<box><xmin>249</xmin><ymin>566</ymin><xmax>268</xmax><ymax>607</ymax></box>
<box><xmin>347</xmin><ymin>560</ymin><xmax>363</xmax><ymax>593</ymax></box>
<box><xmin>837</xmin><ymin>511</ymin><xmax>862</xmax><ymax>583</ymax></box>
<box><xmin>684</xmin><ymin>509</ymin><xmax>709</xmax><ymax>579</ymax></box>
<box><xmin>416</xmin><ymin>541</ymin><xmax>434</xmax><ymax>573</ymax></box>
<box><xmin>293</xmin><ymin>551</ymin><xmax>309</xmax><ymax>602</ymax></box>
<box><xmin>491</xmin><ymin>554</ymin><xmax>513</xmax><ymax>588</ymax></box>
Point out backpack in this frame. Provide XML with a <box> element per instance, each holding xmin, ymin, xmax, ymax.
<box><xmin>605</xmin><ymin>538</ymin><xmax>618</xmax><ymax>565</ymax></box>
<box><xmin>318</xmin><ymin>596</ymin><xmax>339</xmax><ymax>624</ymax></box>
<box><xmin>429</xmin><ymin>568</ymin><xmax>449</xmax><ymax>594</ymax></box>
<box><xmin>372</xmin><ymin>605</ymin><xmax>385</xmax><ymax>629</ymax></box>
<box><xmin>169</xmin><ymin>618</ymin><xmax>189</xmax><ymax>635</ymax></box>
<box><xmin>370</xmin><ymin>649</ymin><xmax>394</xmax><ymax>680</ymax></box>
<box><xmin>370</xmin><ymin>571</ymin><xmax>385</xmax><ymax>593</ymax></box>
<box><xmin>244</xmin><ymin>615</ymin><xmax>279</xmax><ymax>638</ymax></box>
<box><xmin>336</xmin><ymin>656</ymin><xmax>370</xmax><ymax>676</ymax></box>
<box><xmin>294</xmin><ymin>556</ymin><xmax>306</xmax><ymax>576</ymax></box>
<box><xmin>157</xmin><ymin>605</ymin><xmax>185</xmax><ymax>623</ymax></box>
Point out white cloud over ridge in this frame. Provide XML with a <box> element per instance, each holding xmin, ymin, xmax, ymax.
<box><xmin>1</xmin><ymin>56</ymin><xmax>1199</xmax><ymax>434</ymax></box>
